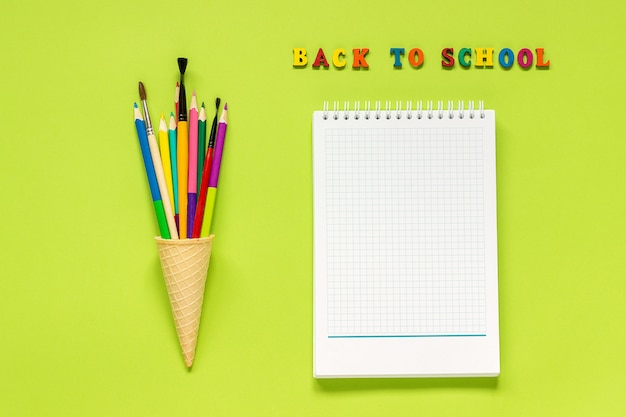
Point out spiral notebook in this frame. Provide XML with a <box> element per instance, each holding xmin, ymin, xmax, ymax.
<box><xmin>313</xmin><ymin>101</ymin><xmax>499</xmax><ymax>378</ymax></box>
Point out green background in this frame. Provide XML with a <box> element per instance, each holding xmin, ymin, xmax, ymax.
<box><xmin>1</xmin><ymin>0</ymin><xmax>624</xmax><ymax>415</ymax></box>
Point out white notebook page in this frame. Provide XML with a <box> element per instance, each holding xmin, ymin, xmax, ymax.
<box><xmin>313</xmin><ymin>106</ymin><xmax>499</xmax><ymax>378</ymax></box>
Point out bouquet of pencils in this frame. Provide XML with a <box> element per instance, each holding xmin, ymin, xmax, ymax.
<box><xmin>133</xmin><ymin>58</ymin><xmax>229</xmax><ymax>368</ymax></box>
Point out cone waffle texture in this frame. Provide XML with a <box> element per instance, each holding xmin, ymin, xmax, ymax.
<box><xmin>155</xmin><ymin>235</ymin><xmax>214</xmax><ymax>368</ymax></box>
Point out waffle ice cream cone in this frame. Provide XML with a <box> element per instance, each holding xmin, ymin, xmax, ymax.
<box><xmin>155</xmin><ymin>235</ymin><xmax>214</xmax><ymax>368</ymax></box>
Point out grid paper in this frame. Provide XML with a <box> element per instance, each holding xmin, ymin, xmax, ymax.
<box><xmin>324</xmin><ymin>126</ymin><xmax>486</xmax><ymax>337</ymax></box>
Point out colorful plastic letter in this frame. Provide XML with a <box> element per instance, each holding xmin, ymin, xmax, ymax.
<box><xmin>475</xmin><ymin>48</ymin><xmax>494</xmax><ymax>67</ymax></box>
<box><xmin>408</xmin><ymin>48</ymin><xmax>424</xmax><ymax>67</ymax></box>
<box><xmin>459</xmin><ymin>48</ymin><xmax>472</xmax><ymax>67</ymax></box>
<box><xmin>313</xmin><ymin>48</ymin><xmax>330</xmax><ymax>68</ymax></box>
<box><xmin>293</xmin><ymin>48</ymin><xmax>308</xmax><ymax>67</ymax></box>
<box><xmin>352</xmin><ymin>48</ymin><xmax>370</xmax><ymax>68</ymax></box>
<box><xmin>332</xmin><ymin>48</ymin><xmax>347</xmax><ymax>68</ymax></box>
<box><xmin>517</xmin><ymin>48</ymin><xmax>533</xmax><ymax>69</ymax></box>
<box><xmin>441</xmin><ymin>48</ymin><xmax>455</xmax><ymax>67</ymax></box>
<box><xmin>536</xmin><ymin>48</ymin><xmax>550</xmax><ymax>67</ymax></box>
<box><xmin>390</xmin><ymin>48</ymin><xmax>405</xmax><ymax>68</ymax></box>
<box><xmin>498</xmin><ymin>48</ymin><xmax>514</xmax><ymax>69</ymax></box>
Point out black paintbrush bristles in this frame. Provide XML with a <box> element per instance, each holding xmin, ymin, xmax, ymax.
<box><xmin>178</xmin><ymin>58</ymin><xmax>188</xmax><ymax>76</ymax></box>
<box><xmin>208</xmin><ymin>97</ymin><xmax>221</xmax><ymax>148</ymax></box>
<box><xmin>177</xmin><ymin>58</ymin><xmax>188</xmax><ymax>121</ymax></box>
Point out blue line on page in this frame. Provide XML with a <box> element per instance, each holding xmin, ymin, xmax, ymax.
<box><xmin>328</xmin><ymin>334</ymin><xmax>486</xmax><ymax>339</ymax></box>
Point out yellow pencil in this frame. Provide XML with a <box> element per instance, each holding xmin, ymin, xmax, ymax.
<box><xmin>159</xmin><ymin>114</ymin><xmax>175</xmax><ymax>220</ymax></box>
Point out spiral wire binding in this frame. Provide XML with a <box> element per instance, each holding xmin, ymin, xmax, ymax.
<box><xmin>384</xmin><ymin>101</ymin><xmax>391</xmax><ymax>119</ymax></box>
<box><xmin>321</xmin><ymin>100</ymin><xmax>486</xmax><ymax>120</ymax></box>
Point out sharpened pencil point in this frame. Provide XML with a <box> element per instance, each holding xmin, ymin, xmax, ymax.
<box><xmin>138</xmin><ymin>82</ymin><xmax>147</xmax><ymax>100</ymax></box>
<box><xmin>224</xmin><ymin>103</ymin><xmax>228</xmax><ymax>110</ymax></box>
<box><xmin>134</xmin><ymin>102</ymin><xmax>139</xmax><ymax>108</ymax></box>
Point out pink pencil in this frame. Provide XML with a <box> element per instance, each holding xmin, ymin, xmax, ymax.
<box><xmin>187</xmin><ymin>92</ymin><xmax>199</xmax><ymax>238</ymax></box>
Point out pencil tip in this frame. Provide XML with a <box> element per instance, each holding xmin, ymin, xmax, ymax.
<box><xmin>138</xmin><ymin>82</ymin><xmax>146</xmax><ymax>100</ymax></box>
<box><xmin>178</xmin><ymin>57</ymin><xmax>188</xmax><ymax>74</ymax></box>
<box><xmin>224</xmin><ymin>103</ymin><xmax>228</xmax><ymax>110</ymax></box>
<box><xmin>215</xmin><ymin>97</ymin><xmax>221</xmax><ymax>109</ymax></box>
<box><xmin>133</xmin><ymin>102</ymin><xmax>138</xmax><ymax>108</ymax></box>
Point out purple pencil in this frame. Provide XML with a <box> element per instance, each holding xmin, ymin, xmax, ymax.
<box><xmin>187</xmin><ymin>92</ymin><xmax>199</xmax><ymax>238</ymax></box>
<box><xmin>199</xmin><ymin>103</ymin><xmax>228</xmax><ymax>236</ymax></box>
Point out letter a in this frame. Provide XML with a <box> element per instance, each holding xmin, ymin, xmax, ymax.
<box><xmin>313</xmin><ymin>48</ymin><xmax>330</xmax><ymax>68</ymax></box>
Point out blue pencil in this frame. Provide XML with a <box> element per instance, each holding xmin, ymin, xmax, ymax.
<box><xmin>134</xmin><ymin>103</ymin><xmax>170</xmax><ymax>238</ymax></box>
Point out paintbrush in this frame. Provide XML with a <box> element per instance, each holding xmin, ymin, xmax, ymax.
<box><xmin>176</xmin><ymin>58</ymin><xmax>189</xmax><ymax>238</ymax></box>
<box><xmin>138</xmin><ymin>81</ymin><xmax>178</xmax><ymax>239</ymax></box>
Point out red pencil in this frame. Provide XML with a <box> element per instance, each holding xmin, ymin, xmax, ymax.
<box><xmin>192</xmin><ymin>98</ymin><xmax>221</xmax><ymax>238</ymax></box>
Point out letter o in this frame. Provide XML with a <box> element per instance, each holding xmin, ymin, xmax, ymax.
<box><xmin>517</xmin><ymin>48</ymin><xmax>533</xmax><ymax>69</ymax></box>
<box><xmin>408</xmin><ymin>48</ymin><xmax>424</xmax><ymax>67</ymax></box>
<box><xmin>498</xmin><ymin>48</ymin><xmax>514</xmax><ymax>69</ymax></box>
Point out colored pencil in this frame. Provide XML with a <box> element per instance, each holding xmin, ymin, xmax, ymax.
<box><xmin>168</xmin><ymin>113</ymin><xmax>179</xmax><ymax>229</ymax></box>
<box><xmin>200</xmin><ymin>103</ymin><xmax>228</xmax><ymax>236</ymax></box>
<box><xmin>133</xmin><ymin>103</ymin><xmax>170</xmax><ymax>239</ymax></box>
<box><xmin>174</xmin><ymin>82</ymin><xmax>179</xmax><ymax>118</ymax></box>
<box><xmin>138</xmin><ymin>82</ymin><xmax>178</xmax><ymax>239</ymax></box>
<box><xmin>177</xmin><ymin>58</ymin><xmax>188</xmax><ymax>239</ymax></box>
<box><xmin>187</xmin><ymin>92</ymin><xmax>199</xmax><ymax>238</ymax></box>
<box><xmin>192</xmin><ymin>98</ymin><xmax>220</xmax><ymax>238</ymax></box>
<box><xmin>158</xmin><ymin>113</ymin><xmax>176</xmax><ymax>225</ymax></box>
<box><xmin>197</xmin><ymin>102</ymin><xmax>207</xmax><ymax>196</ymax></box>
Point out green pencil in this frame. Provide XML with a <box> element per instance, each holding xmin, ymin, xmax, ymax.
<box><xmin>197</xmin><ymin>102</ymin><xmax>207</xmax><ymax>195</ymax></box>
